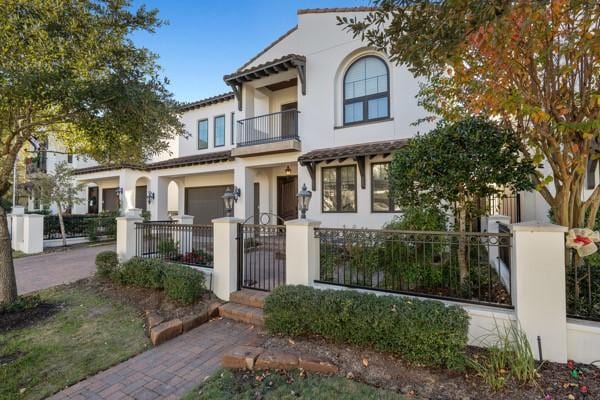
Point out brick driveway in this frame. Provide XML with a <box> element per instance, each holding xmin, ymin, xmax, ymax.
<box><xmin>50</xmin><ymin>318</ymin><xmax>262</xmax><ymax>400</ymax></box>
<box><xmin>15</xmin><ymin>243</ymin><xmax>115</xmax><ymax>294</ymax></box>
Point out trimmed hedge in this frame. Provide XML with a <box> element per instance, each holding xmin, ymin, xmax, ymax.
<box><xmin>116</xmin><ymin>258</ymin><xmax>164</xmax><ymax>289</ymax></box>
<box><xmin>163</xmin><ymin>264</ymin><xmax>206</xmax><ymax>305</ymax></box>
<box><xmin>107</xmin><ymin>257</ymin><xmax>206</xmax><ymax>305</ymax></box>
<box><xmin>95</xmin><ymin>251</ymin><xmax>119</xmax><ymax>278</ymax></box>
<box><xmin>264</xmin><ymin>285</ymin><xmax>469</xmax><ymax>369</ymax></box>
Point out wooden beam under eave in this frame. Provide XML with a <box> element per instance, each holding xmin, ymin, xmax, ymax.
<box><xmin>354</xmin><ymin>155</ymin><xmax>366</xmax><ymax>189</ymax></box>
<box><xmin>305</xmin><ymin>162</ymin><xmax>317</xmax><ymax>191</ymax></box>
<box><xmin>296</xmin><ymin>64</ymin><xmax>306</xmax><ymax>95</ymax></box>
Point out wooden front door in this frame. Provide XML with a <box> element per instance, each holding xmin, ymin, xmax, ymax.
<box><xmin>277</xmin><ymin>176</ymin><xmax>298</xmax><ymax>221</ymax></box>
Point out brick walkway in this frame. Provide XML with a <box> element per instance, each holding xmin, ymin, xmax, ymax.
<box><xmin>15</xmin><ymin>243</ymin><xmax>114</xmax><ymax>294</ymax></box>
<box><xmin>50</xmin><ymin>318</ymin><xmax>262</xmax><ymax>400</ymax></box>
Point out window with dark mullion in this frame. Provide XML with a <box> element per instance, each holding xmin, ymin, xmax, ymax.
<box><xmin>343</xmin><ymin>56</ymin><xmax>389</xmax><ymax>125</ymax></box>
<box><xmin>214</xmin><ymin>115</ymin><xmax>225</xmax><ymax>147</ymax></box>
<box><xmin>230</xmin><ymin>112</ymin><xmax>235</xmax><ymax>145</ymax></box>
<box><xmin>371</xmin><ymin>162</ymin><xmax>400</xmax><ymax>212</ymax></box>
<box><xmin>197</xmin><ymin>119</ymin><xmax>208</xmax><ymax>150</ymax></box>
<box><xmin>322</xmin><ymin>165</ymin><xmax>357</xmax><ymax>213</ymax></box>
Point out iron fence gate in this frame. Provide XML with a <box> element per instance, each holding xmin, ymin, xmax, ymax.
<box><xmin>237</xmin><ymin>214</ymin><xmax>286</xmax><ymax>291</ymax></box>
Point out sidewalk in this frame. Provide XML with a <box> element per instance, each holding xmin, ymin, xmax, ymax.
<box><xmin>49</xmin><ymin>318</ymin><xmax>262</xmax><ymax>400</ymax></box>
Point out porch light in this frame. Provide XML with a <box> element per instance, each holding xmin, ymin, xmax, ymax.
<box><xmin>222</xmin><ymin>186</ymin><xmax>240</xmax><ymax>217</ymax></box>
<box><xmin>147</xmin><ymin>191</ymin><xmax>155</xmax><ymax>204</ymax></box>
<box><xmin>115</xmin><ymin>187</ymin><xmax>123</xmax><ymax>197</ymax></box>
<box><xmin>285</xmin><ymin>165</ymin><xmax>292</xmax><ymax>176</ymax></box>
<box><xmin>297</xmin><ymin>183</ymin><xmax>312</xmax><ymax>219</ymax></box>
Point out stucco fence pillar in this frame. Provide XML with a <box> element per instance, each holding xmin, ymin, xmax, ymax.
<box><xmin>116</xmin><ymin>208</ymin><xmax>143</xmax><ymax>262</ymax></box>
<box><xmin>212</xmin><ymin>217</ymin><xmax>242</xmax><ymax>301</ymax></box>
<box><xmin>510</xmin><ymin>221</ymin><xmax>568</xmax><ymax>363</ymax></box>
<box><xmin>285</xmin><ymin>219</ymin><xmax>321</xmax><ymax>285</ymax></box>
<box><xmin>8</xmin><ymin>207</ymin><xmax>43</xmax><ymax>254</ymax></box>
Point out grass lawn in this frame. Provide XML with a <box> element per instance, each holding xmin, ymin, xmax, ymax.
<box><xmin>183</xmin><ymin>369</ymin><xmax>405</xmax><ymax>400</ymax></box>
<box><xmin>0</xmin><ymin>284</ymin><xmax>150</xmax><ymax>400</ymax></box>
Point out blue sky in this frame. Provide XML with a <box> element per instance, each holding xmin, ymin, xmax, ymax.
<box><xmin>130</xmin><ymin>0</ymin><xmax>368</xmax><ymax>103</ymax></box>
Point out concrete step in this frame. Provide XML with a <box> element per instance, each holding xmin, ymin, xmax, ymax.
<box><xmin>229</xmin><ymin>289</ymin><xmax>268</xmax><ymax>309</ymax></box>
<box><xmin>219</xmin><ymin>302</ymin><xmax>265</xmax><ymax>327</ymax></box>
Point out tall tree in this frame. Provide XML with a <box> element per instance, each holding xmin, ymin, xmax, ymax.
<box><xmin>29</xmin><ymin>162</ymin><xmax>85</xmax><ymax>247</ymax></box>
<box><xmin>340</xmin><ymin>0</ymin><xmax>600</xmax><ymax>229</ymax></box>
<box><xmin>389</xmin><ymin>117</ymin><xmax>534</xmax><ymax>282</ymax></box>
<box><xmin>0</xmin><ymin>0</ymin><xmax>185</xmax><ymax>303</ymax></box>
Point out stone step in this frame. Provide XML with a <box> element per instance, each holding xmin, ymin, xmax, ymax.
<box><xmin>219</xmin><ymin>302</ymin><xmax>265</xmax><ymax>327</ymax></box>
<box><xmin>229</xmin><ymin>289</ymin><xmax>268</xmax><ymax>309</ymax></box>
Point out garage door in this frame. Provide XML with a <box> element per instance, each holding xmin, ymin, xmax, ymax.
<box><xmin>185</xmin><ymin>186</ymin><xmax>228</xmax><ymax>224</ymax></box>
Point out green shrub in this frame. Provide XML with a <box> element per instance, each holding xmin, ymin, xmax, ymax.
<box><xmin>115</xmin><ymin>257</ymin><xmax>165</xmax><ymax>289</ymax></box>
<box><xmin>384</xmin><ymin>205</ymin><xmax>448</xmax><ymax>231</ymax></box>
<box><xmin>0</xmin><ymin>295</ymin><xmax>42</xmax><ymax>314</ymax></box>
<box><xmin>157</xmin><ymin>239</ymin><xmax>179</xmax><ymax>256</ymax></box>
<box><xmin>264</xmin><ymin>285</ymin><xmax>469</xmax><ymax>369</ymax></box>
<box><xmin>95</xmin><ymin>251</ymin><xmax>119</xmax><ymax>278</ymax></box>
<box><xmin>163</xmin><ymin>264</ymin><xmax>206</xmax><ymax>305</ymax></box>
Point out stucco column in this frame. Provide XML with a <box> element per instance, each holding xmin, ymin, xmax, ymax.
<box><xmin>212</xmin><ymin>217</ymin><xmax>242</xmax><ymax>301</ymax></box>
<box><xmin>510</xmin><ymin>221</ymin><xmax>568</xmax><ymax>363</ymax></box>
<box><xmin>487</xmin><ymin>215</ymin><xmax>511</xmax><ymax>288</ymax></box>
<box><xmin>233</xmin><ymin>165</ymin><xmax>255</xmax><ymax>220</ymax></box>
<box><xmin>149</xmin><ymin>175</ymin><xmax>169</xmax><ymax>221</ymax></box>
<box><xmin>285</xmin><ymin>219</ymin><xmax>321</xmax><ymax>285</ymax></box>
<box><xmin>116</xmin><ymin>208</ymin><xmax>143</xmax><ymax>262</ymax></box>
<box><xmin>173</xmin><ymin>214</ymin><xmax>194</xmax><ymax>253</ymax></box>
<box><xmin>21</xmin><ymin>214</ymin><xmax>43</xmax><ymax>254</ymax></box>
<box><xmin>9</xmin><ymin>206</ymin><xmax>25</xmax><ymax>251</ymax></box>
<box><xmin>119</xmin><ymin>171</ymin><xmax>137</xmax><ymax>214</ymax></box>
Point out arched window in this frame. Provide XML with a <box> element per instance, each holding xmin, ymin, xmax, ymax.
<box><xmin>343</xmin><ymin>56</ymin><xmax>389</xmax><ymax>125</ymax></box>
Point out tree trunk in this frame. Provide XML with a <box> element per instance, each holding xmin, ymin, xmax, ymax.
<box><xmin>457</xmin><ymin>206</ymin><xmax>468</xmax><ymax>285</ymax></box>
<box><xmin>0</xmin><ymin>206</ymin><xmax>18</xmax><ymax>303</ymax></box>
<box><xmin>57</xmin><ymin>202</ymin><xmax>67</xmax><ymax>247</ymax></box>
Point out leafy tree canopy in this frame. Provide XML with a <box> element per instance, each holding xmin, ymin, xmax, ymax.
<box><xmin>389</xmin><ymin>117</ymin><xmax>535</xmax><ymax>219</ymax></box>
<box><xmin>340</xmin><ymin>0</ymin><xmax>600</xmax><ymax>228</ymax></box>
<box><xmin>0</xmin><ymin>0</ymin><xmax>185</xmax><ymax>196</ymax></box>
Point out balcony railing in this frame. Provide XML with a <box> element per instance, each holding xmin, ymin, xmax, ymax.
<box><xmin>237</xmin><ymin>110</ymin><xmax>299</xmax><ymax>147</ymax></box>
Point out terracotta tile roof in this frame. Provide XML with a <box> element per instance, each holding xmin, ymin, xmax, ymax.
<box><xmin>146</xmin><ymin>151</ymin><xmax>234</xmax><ymax>170</ymax></box>
<box><xmin>72</xmin><ymin>163</ymin><xmax>146</xmax><ymax>175</ymax></box>
<box><xmin>236</xmin><ymin>26</ymin><xmax>298</xmax><ymax>72</ymax></box>
<box><xmin>298</xmin><ymin>139</ymin><xmax>408</xmax><ymax>164</ymax></box>
<box><xmin>179</xmin><ymin>92</ymin><xmax>235</xmax><ymax>112</ymax></box>
<box><xmin>297</xmin><ymin>7</ymin><xmax>376</xmax><ymax>15</ymax></box>
<box><xmin>72</xmin><ymin>151</ymin><xmax>234</xmax><ymax>175</ymax></box>
<box><xmin>224</xmin><ymin>54</ymin><xmax>306</xmax><ymax>84</ymax></box>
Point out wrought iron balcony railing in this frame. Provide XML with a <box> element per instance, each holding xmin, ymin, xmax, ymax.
<box><xmin>236</xmin><ymin>110</ymin><xmax>299</xmax><ymax>147</ymax></box>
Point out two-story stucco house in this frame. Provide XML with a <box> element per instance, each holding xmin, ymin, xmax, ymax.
<box><xmin>64</xmin><ymin>7</ymin><xmax>559</xmax><ymax>228</ymax></box>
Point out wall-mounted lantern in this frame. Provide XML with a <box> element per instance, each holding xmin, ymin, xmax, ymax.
<box><xmin>297</xmin><ymin>183</ymin><xmax>312</xmax><ymax>219</ymax></box>
<box><xmin>115</xmin><ymin>187</ymin><xmax>123</xmax><ymax>197</ymax></box>
<box><xmin>147</xmin><ymin>191</ymin><xmax>155</xmax><ymax>204</ymax></box>
<box><xmin>285</xmin><ymin>165</ymin><xmax>292</xmax><ymax>176</ymax></box>
<box><xmin>222</xmin><ymin>186</ymin><xmax>241</xmax><ymax>217</ymax></box>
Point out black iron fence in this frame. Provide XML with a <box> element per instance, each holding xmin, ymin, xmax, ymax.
<box><xmin>498</xmin><ymin>223</ymin><xmax>511</xmax><ymax>271</ymax></box>
<box><xmin>43</xmin><ymin>214</ymin><xmax>117</xmax><ymax>240</ymax></box>
<box><xmin>237</xmin><ymin>223</ymin><xmax>286</xmax><ymax>291</ymax></box>
<box><xmin>315</xmin><ymin>227</ymin><xmax>513</xmax><ymax>308</ymax></box>
<box><xmin>236</xmin><ymin>110</ymin><xmax>299</xmax><ymax>147</ymax></box>
<box><xmin>479</xmin><ymin>193</ymin><xmax>521</xmax><ymax>224</ymax></box>
<box><xmin>566</xmin><ymin>250</ymin><xmax>600</xmax><ymax>321</ymax></box>
<box><xmin>135</xmin><ymin>222</ymin><xmax>213</xmax><ymax>268</ymax></box>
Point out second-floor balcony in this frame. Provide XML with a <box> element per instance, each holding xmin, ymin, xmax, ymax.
<box><xmin>232</xmin><ymin>109</ymin><xmax>301</xmax><ymax>157</ymax></box>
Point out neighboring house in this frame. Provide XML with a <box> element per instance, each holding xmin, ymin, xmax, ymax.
<box><xmin>62</xmin><ymin>7</ymin><xmax>593</xmax><ymax>227</ymax></box>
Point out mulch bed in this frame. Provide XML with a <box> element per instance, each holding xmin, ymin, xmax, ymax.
<box><xmin>263</xmin><ymin>335</ymin><xmax>600</xmax><ymax>400</ymax></box>
<box><xmin>75</xmin><ymin>277</ymin><xmax>218</xmax><ymax>323</ymax></box>
<box><xmin>0</xmin><ymin>302</ymin><xmax>61</xmax><ymax>332</ymax></box>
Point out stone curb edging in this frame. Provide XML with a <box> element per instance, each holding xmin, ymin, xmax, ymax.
<box><xmin>146</xmin><ymin>301</ymin><xmax>221</xmax><ymax>346</ymax></box>
<box><xmin>222</xmin><ymin>345</ymin><xmax>338</xmax><ymax>374</ymax></box>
